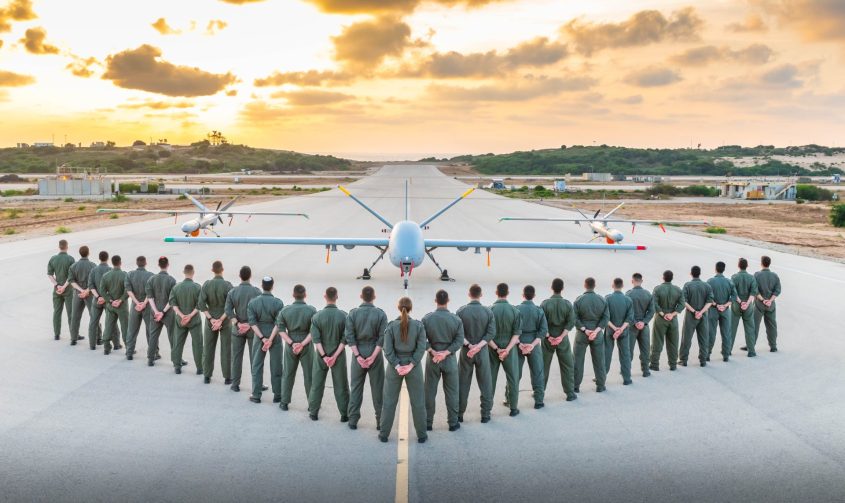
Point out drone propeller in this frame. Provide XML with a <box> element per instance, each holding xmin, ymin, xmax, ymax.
<box><xmin>593</xmin><ymin>209</ymin><xmax>601</xmax><ymax>219</ymax></box>
<box><xmin>215</xmin><ymin>201</ymin><xmax>224</xmax><ymax>225</ymax></box>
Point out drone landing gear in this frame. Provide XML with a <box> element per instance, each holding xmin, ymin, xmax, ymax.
<box><xmin>357</xmin><ymin>247</ymin><xmax>388</xmax><ymax>280</ymax></box>
<box><xmin>426</xmin><ymin>248</ymin><xmax>454</xmax><ymax>282</ymax></box>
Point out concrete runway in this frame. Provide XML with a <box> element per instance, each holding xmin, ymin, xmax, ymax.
<box><xmin>1</xmin><ymin>165</ymin><xmax>844</xmax><ymax>502</ymax></box>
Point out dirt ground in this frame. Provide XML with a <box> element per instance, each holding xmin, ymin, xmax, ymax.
<box><xmin>541</xmin><ymin>200</ymin><xmax>845</xmax><ymax>259</ymax></box>
<box><xmin>0</xmin><ymin>192</ymin><xmax>300</xmax><ymax>242</ymax></box>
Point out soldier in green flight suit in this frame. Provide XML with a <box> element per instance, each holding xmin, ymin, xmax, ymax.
<box><xmin>146</xmin><ymin>256</ymin><xmax>177</xmax><ymax>366</ymax></box>
<box><xmin>379</xmin><ymin>297</ymin><xmax>428</xmax><ymax>444</ymax></box>
<box><xmin>345</xmin><ymin>286</ymin><xmax>388</xmax><ymax>430</ymax></box>
<box><xmin>248</xmin><ymin>277</ymin><xmax>284</xmax><ymax>403</ymax></box>
<box><xmin>68</xmin><ymin>245</ymin><xmax>95</xmax><ymax>346</ymax></box>
<box><xmin>680</xmin><ymin>265</ymin><xmax>714</xmax><ymax>367</ymax></box>
<box><xmin>573</xmin><ymin>277</ymin><xmax>609</xmax><ymax>393</ymax></box>
<box><xmin>422</xmin><ymin>290</ymin><xmax>465</xmax><ymax>432</ymax></box>
<box><xmin>124</xmin><ymin>256</ymin><xmax>154</xmax><ymax>360</ymax></box>
<box><xmin>225</xmin><ymin>266</ymin><xmax>262</xmax><ymax>391</ymax></box>
<box><xmin>605</xmin><ymin>278</ymin><xmax>634</xmax><ymax>386</ymax></box>
<box><xmin>199</xmin><ymin>261</ymin><xmax>234</xmax><ymax>385</ymax></box>
<box><xmin>626</xmin><ymin>273</ymin><xmax>654</xmax><ymax>377</ymax></box>
<box><xmin>277</xmin><ymin>284</ymin><xmax>317</xmax><ymax>411</ymax></box>
<box><xmin>540</xmin><ymin>278</ymin><xmax>577</xmax><ymax>402</ymax></box>
<box><xmin>754</xmin><ymin>255</ymin><xmax>782</xmax><ymax>353</ymax></box>
<box><xmin>731</xmin><ymin>258</ymin><xmax>758</xmax><ymax>357</ymax></box>
<box><xmin>308</xmin><ymin>287</ymin><xmax>349</xmax><ymax>422</ymax></box>
<box><xmin>512</xmin><ymin>285</ymin><xmax>547</xmax><ymax>409</ymax></box>
<box><xmin>456</xmin><ymin>284</ymin><xmax>495</xmax><ymax>423</ymax></box>
<box><xmin>87</xmin><ymin>251</ymin><xmax>111</xmax><ymax>350</ymax></box>
<box><xmin>47</xmin><ymin>239</ymin><xmax>75</xmax><ymax>341</ymax></box>
<box><xmin>650</xmin><ymin>270</ymin><xmax>685</xmax><ymax>372</ymax></box>
<box><xmin>707</xmin><ymin>261</ymin><xmax>737</xmax><ymax>362</ymax></box>
<box><xmin>99</xmin><ymin>255</ymin><xmax>128</xmax><ymax>355</ymax></box>
<box><xmin>170</xmin><ymin>264</ymin><xmax>203</xmax><ymax>374</ymax></box>
<box><xmin>489</xmin><ymin>283</ymin><xmax>521</xmax><ymax>417</ymax></box>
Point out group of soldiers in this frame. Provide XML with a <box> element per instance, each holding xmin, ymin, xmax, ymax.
<box><xmin>47</xmin><ymin>238</ymin><xmax>782</xmax><ymax>443</ymax></box>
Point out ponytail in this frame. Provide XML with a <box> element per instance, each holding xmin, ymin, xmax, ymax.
<box><xmin>398</xmin><ymin>296</ymin><xmax>412</xmax><ymax>343</ymax></box>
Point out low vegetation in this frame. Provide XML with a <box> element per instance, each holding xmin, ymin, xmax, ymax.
<box><xmin>831</xmin><ymin>204</ymin><xmax>845</xmax><ymax>228</ymax></box>
<box><xmin>55</xmin><ymin>226</ymin><xmax>71</xmax><ymax>234</ymax></box>
<box><xmin>795</xmin><ymin>184</ymin><xmax>835</xmax><ymax>201</ymax></box>
<box><xmin>705</xmin><ymin>226</ymin><xmax>727</xmax><ymax>234</ymax></box>
<box><xmin>3</xmin><ymin>228</ymin><xmax>15</xmax><ymax>235</ymax></box>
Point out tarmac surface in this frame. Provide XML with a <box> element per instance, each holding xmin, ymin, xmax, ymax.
<box><xmin>1</xmin><ymin>165</ymin><xmax>844</xmax><ymax>502</ymax></box>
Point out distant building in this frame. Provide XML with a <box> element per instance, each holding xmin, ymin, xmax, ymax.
<box><xmin>38</xmin><ymin>165</ymin><xmax>114</xmax><ymax>197</ymax></box>
<box><xmin>582</xmin><ymin>172</ymin><xmax>613</xmax><ymax>182</ymax></box>
<box><xmin>721</xmin><ymin>180</ymin><xmax>795</xmax><ymax>200</ymax></box>
<box><xmin>90</xmin><ymin>141</ymin><xmax>105</xmax><ymax>148</ymax></box>
<box><xmin>16</xmin><ymin>143</ymin><xmax>30</xmax><ymax>148</ymax></box>
<box><xmin>632</xmin><ymin>175</ymin><xmax>665</xmax><ymax>183</ymax></box>
<box><xmin>490</xmin><ymin>178</ymin><xmax>506</xmax><ymax>190</ymax></box>
<box><xmin>33</xmin><ymin>142</ymin><xmax>54</xmax><ymax>148</ymax></box>
<box><xmin>553</xmin><ymin>179</ymin><xmax>567</xmax><ymax>192</ymax></box>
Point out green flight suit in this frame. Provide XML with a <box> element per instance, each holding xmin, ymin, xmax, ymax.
<box><xmin>422</xmin><ymin>308</ymin><xmax>464</xmax><ymax>428</ymax></box>
<box><xmin>345</xmin><ymin>303</ymin><xmax>388</xmax><ymax>428</ymax></box>
<box><xmin>730</xmin><ymin>270</ymin><xmax>758</xmax><ymax>355</ymax></box>
<box><xmin>754</xmin><ymin>268</ymin><xmax>782</xmax><ymax>351</ymax></box>
<box><xmin>277</xmin><ymin>300</ymin><xmax>317</xmax><ymax>407</ymax></box>
<box><xmin>68</xmin><ymin>257</ymin><xmax>95</xmax><ymax>343</ymax></box>
<box><xmin>199</xmin><ymin>275</ymin><xmax>234</xmax><ymax>380</ymax></box>
<box><xmin>100</xmin><ymin>268</ymin><xmax>128</xmax><ymax>353</ymax></box>
<box><xmin>604</xmin><ymin>291</ymin><xmax>633</xmax><ymax>384</ymax></box>
<box><xmin>169</xmin><ymin>278</ymin><xmax>203</xmax><ymax>371</ymax></box>
<box><xmin>680</xmin><ymin>279</ymin><xmax>714</xmax><ymax>365</ymax></box>
<box><xmin>512</xmin><ymin>300</ymin><xmax>547</xmax><ymax>405</ymax></box>
<box><xmin>626</xmin><ymin>286</ymin><xmax>654</xmax><ymax>374</ymax></box>
<box><xmin>573</xmin><ymin>290</ymin><xmax>609</xmax><ymax>391</ymax></box>
<box><xmin>707</xmin><ymin>273</ymin><xmax>736</xmax><ymax>360</ymax></box>
<box><xmin>380</xmin><ymin>318</ymin><xmax>427</xmax><ymax>441</ymax></box>
<box><xmin>248</xmin><ymin>292</ymin><xmax>284</xmax><ymax>399</ymax></box>
<box><xmin>456</xmin><ymin>301</ymin><xmax>495</xmax><ymax>420</ymax></box>
<box><xmin>125</xmin><ymin>267</ymin><xmax>154</xmax><ymax>357</ymax></box>
<box><xmin>489</xmin><ymin>299</ymin><xmax>521</xmax><ymax>411</ymax></box>
<box><xmin>48</xmin><ymin>251</ymin><xmax>75</xmax><ymax>339</ymax></box>
<box><xmin>145</xmin><ymin>271</ymin><xmax>176</xmax><ymax>363</ymax></box>
<box><xmin>87</xmin><ymin>263</ymin><xmax>110</xmax><ymax>349</ymax></box>
<box><xmin>540</xmin><ymin>295</ymin><xmax>576</xmax><ymax>400</ymax></box>
<box><xmin>650</xmin><ymin>282</ymin><xmax>685</xmax><ymax>370</ymax></box>
<box><xmin>308</xmin><ymin>304</ymin><xmax>350</xmax><ymax>418</ymax></box>
<box><xmin>225</xmin><ymin>281</ymin><xmax>261</xmax><ymax>389</ymax></box>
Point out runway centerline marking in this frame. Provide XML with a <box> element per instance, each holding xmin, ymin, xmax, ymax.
<box><xmin>395</xmin><ymin>386</ymin><xmax>410</xmax><ymax>503</ymax></box>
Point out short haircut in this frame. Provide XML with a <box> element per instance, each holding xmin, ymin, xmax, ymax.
<box><xmin>584</xmin><ymin>277</ymin><xmax>596</xmax><ymax>290</ymax></box>
<box><xmin>325</xmin><ymin>286</ymin><xmax>338</xmax><ymax>301</ymax></box>
<box><xmin>262</xmin><ymin>277</ymin><xmax>274</xmax><ymax>291</ymax></box>
<box><xmin>212</xmin><ymin>260</ymin><xmax>223</xmax><ymax>274</ymax></box>
<box><xmin>293</xmin><ymin>284</ymin><xmax>306</xmax><ymax>300</ymax></box>
<box><xmin>435</xmin><ymin>289</ymin><xmax>449</xmax><ymax>305</ymax></box>
<box><xmin>184</xmin><ymin>264</ymin><xmax>194</xmax><ymax>274</ymax></box>
<box><xmin>523</xmin><ymin>285</ymin><xmax>535</xmax><ymax>300</ymax></box>
<box><xmin>136</xmin><ymin>256</ymin><xmax>146</xmax><ymax>267</ymax></box>
<box><xmin>361</xmin><ymin>286</ymin><xmax>375</xmax><ymax>303</ymax></box>
<box><xmin>239</xmin><ymin>265</ymin><xmax>251</xmax><ymax>281</ymax></box>
<box><xmin>691</xmin><ymin>265</ymin><xmax>701</xmax><ymax>278</ymax></box>
<box><xmin>613</xmin><ymin>277</ymin><xmax>624</xmax><ymax>289</ymax></box>
<box><xmin>79</xmin><ymin>246</ymin><xmax>89</xmax><ymax>258</ymax></box>
<box><xmin>111</xmin><ymin>255</ymin><xmax>121</xmax><ymax>266</ymax></box>
<box><xmin>738</xmin><ymin>258</ymin><xmax>748</xmax><ymax>270</ymax></box>
<box><xmin>716</xmin><ymin>261</ymin><xmax>726</xmax><ymax>273</ymax></box>
<box><xmin>99</xmin><ymin>251</ymin><xmax>109</xmax><ymax>262</ymax></box>
<box><xmin>551</xmin><ymin>278</ymin><xmax>563</xmax><ymax>294</ymax></box>
<box><xmin>158</xmin><ymin>256</ymin><xmax>169</xmax><ymax>268</ymax></box>
<box><xmin>632</xmin><ymin>272</ymin><xmax>643</xmax><ymax>282</ymax></box>
<box><xmin>59</xmin><ymin>239</ymin><xmax>68</xmax><ymax>250</ymax></box>
<box><xmin>496</xmin><ymin>283</ymin><xmax>508</xmax><ymax>297</ymax></box>
<box><xmin>663</xmin><ymin>270</ymin><xmax>674</xmax><ymax>282</ymax></box>
<box><xmin>468</xmin><ymin>284</ymin><xmax>482</xmax><ymax>299</ymax></box>
<box><xmin>761</xmin><ymin>255</ymin><xmax>771</xmax><ymax>267</ymax></box>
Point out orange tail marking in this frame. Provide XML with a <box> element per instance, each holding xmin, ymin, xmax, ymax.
<box><xmin>606</xmin><ymin>237</ymin><xmax>615</xmax><ymax>244</ymax></box>
<box><xmin>190</xmin><ymin>229</ymin><xmax>200</xmax><ymax>237</ymax></box>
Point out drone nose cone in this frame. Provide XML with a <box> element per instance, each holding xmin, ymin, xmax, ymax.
<box><xmin>614</xmin><ymin>232</ymin><xmax>624</xmax><ymax>243</ymax></box>
<box><xmin>182</xmin><ymin>222</ymin><xmax>198</xmax><ymax>233</ymax></box>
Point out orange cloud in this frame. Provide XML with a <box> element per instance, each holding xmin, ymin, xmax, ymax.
<box><xmin>66</xmin><ymin>56</ymin><xmax>100</xmax><ymax>78</ymax></box>
<box><xmin>0</xmin><ymin>69</ymin><xmax>35</xmax><ymax>86</ymax></box>
<box><xmin>333</xmin><ymin>16</ymin><xmax>423</xmax><ymax>69</ymax></box>
<box><xmin>206</xmin><ymin>20</ymin><xmax>228</xmax><ymax>35</ymax></box>
<box><xmin>726</xmin><ymin>13</ymin><xmax>768</xmax><ymax>33</ymax></box>
<box><xmin>254</xmin><ymin>69</ymin><xmax>352</xmax><ymax>87</ymax></box>
<box><xmin>429</xmin><ymin>75</ymin><xmax>596</xmax><ymax>101</ymax></box>
<box><xmin>271</xmin><ymin>89</ymin><xmax>355</xmax><ymax>106</ymax></box>
<box><xmin>0</xmin><ymin>0</ymin><xmax>36</xmax><ymax>33</ymax></box>
<box><xmin>19</xmin><ymin>27</ymin><xmax>59</xmax><ymax>54</ymax></box>
<box><xmin>756</xmin><ymin>0</ymin><xmax>845</xmax><ymax>41</ymax></box>
<box><xmin>305</xmin><ymin>0</ymin><xmax>506</xmax><ymax>14</ymax></box>
<box><xmin>562</xmin><ymin>7</ymin><xmax>703</xmax><ymax>56</ymax></box>
<box><xmin>670</xmin><ymin>44</ymin><xmax>773</xmax><ymax>66</ymax></box>
<box><xmin>151</xmin><ymin>17</ymin><xmax>180</xmax><ymax>35</ymax></box>
<box><xmin>624</xmin><ymin>67</ymin><xmax>682</xmax><ymax>87</ymax></box>
<box><xmin>102</xmin><ymin>44</ymin><xmax>237</xmax><ymax>97</ymax></box>
<box><xmin>119</xmin><ymin>100</ymin><xmax>195</xmax><ymax>110</ymax></box>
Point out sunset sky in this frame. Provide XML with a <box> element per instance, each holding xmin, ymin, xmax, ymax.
<box><xmin>0</xmin><ymin>0</ymin><xmax>843</xmax><ymax>158</ymax></box>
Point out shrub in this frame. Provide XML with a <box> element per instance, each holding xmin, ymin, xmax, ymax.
<box><xmin>112</xmin><ymin>193</ymin><xmax>128</xmax><ymax>203</ymax></box>
<box><xmin>109</xmin><ymin>214</ymin><xmax>119</xmax><ymax>219</ymax></box>
<box><xmin>5</xmin><ymin>209</ymin><xmax>21</xmax><ymax>219</ymax></box>
<box><xmin>831</xmin><ymin>204</ymin><xmax>845</xmax><ymax>228</ymax></box>
<box><xmin>4</xmin><ymin>228</ymin><xmax>15</xmax><ymax>235</ymax></box>
<box><xmin>56</xmin><ymin>226</ymin><xmax>71</xmax><ymax>234</ymax></box>
<box><xmin>796</xmin><ymin>184</ymin><xmax>834</xmax><ymax>201</ymax></box>
<box><xmin>63</xmin><ymin>197</ymin><xmax>75</xmax><ymax>202</ymax></box>
<box><xmin>77</xmin><ymin>205</ymin><xmax>86</xmax><ymax>211</ymax></box>
<box><xmin>705</xmin><ymin>226</ymin><xmax>727</xmax><ymax>234</ymax></box>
